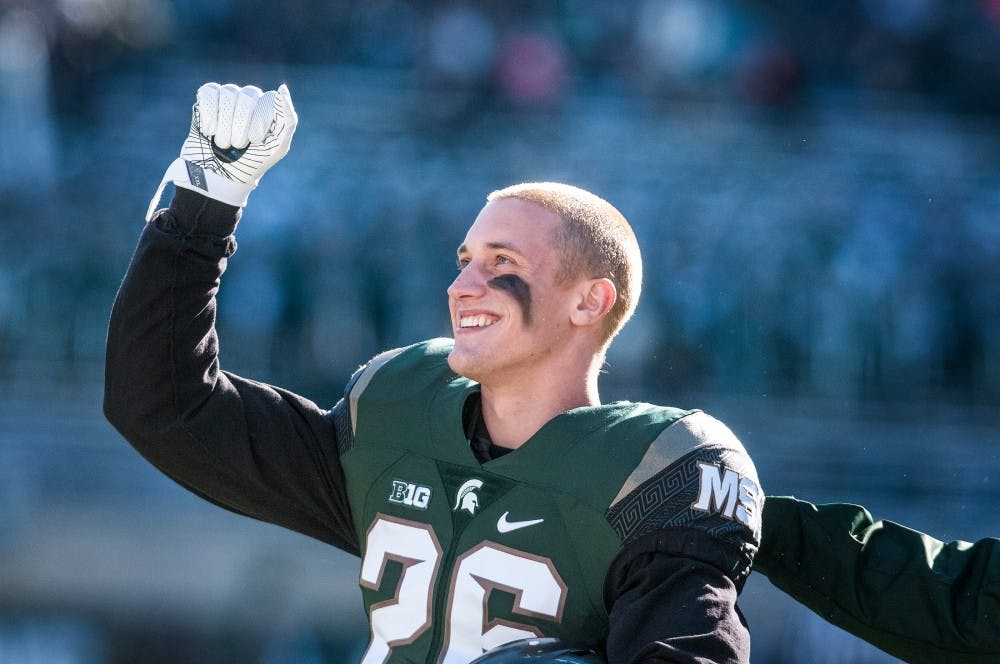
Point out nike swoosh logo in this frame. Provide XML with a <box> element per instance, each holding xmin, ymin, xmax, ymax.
<box><xmin>496</xmin><ymin>511</ymin><xmax>544</xmax><ymax>533</ymax></box>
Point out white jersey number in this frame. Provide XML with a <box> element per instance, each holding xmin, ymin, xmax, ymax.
<box><xmin>360</xmin><ymin>516</ymin><xmax>443</xmax><ymax>663</ymax></box>
<box><xmin>359</xmin><ymin>514</ymin><xmax>567</xmax><ymax>664</ymax></box>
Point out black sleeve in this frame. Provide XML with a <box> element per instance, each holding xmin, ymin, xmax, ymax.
<box><xmin>104</xmin><ymin>187</ymin><xmax>358</xmax><ymax>555</ymax></box>
<box><xmin>604</xmin><ymin>529</ymin><xmax>752</xmax><ymax>664</ymax></box>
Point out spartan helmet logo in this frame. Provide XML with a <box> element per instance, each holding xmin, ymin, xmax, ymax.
<box><xmin>453</xmin><ymin>479</ymin><xmax>484</xmax><ymax>515</ymax></box>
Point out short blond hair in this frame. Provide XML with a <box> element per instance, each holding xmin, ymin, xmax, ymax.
<box><xmin>486</xmin><ymin>182</ymin><xmax>642</xmax><ymax>346</ymax></box>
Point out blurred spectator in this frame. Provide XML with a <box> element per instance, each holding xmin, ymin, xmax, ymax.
<box><xmin>735</xmin><ymin>42</ymin><xmax>801</xmax><ymax>106</ymax></box>
<box><xmin>419</xmin><ymin>3</ymin><xmax>496</xmax><ymax>126</ymax></box>
<box><xmin>426</xmin><ymin>3</ymin><xmax>496</xmax><ymax>87</ymax></box>
<box><xmin>494</xmin><ymin>28</ymin><xmax>571</xmax><ymax>109</ymax></box>
<box><xmin>633</xmin><ymin>0</ymin><xmax>735</xmax><ymax>91</ymax></box>
<box><xmin>0</xmin><ymin>8</ymin><xmax>57</xmax><ymax>190</ymax></box>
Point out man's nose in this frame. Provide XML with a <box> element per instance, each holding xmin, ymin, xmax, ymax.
<box><xmin>447</xmin><ymin>263</ymin><xmax>487</xmax><ymax>300</ymax></box>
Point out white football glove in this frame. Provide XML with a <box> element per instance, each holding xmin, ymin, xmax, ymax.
<box><xmin>147</xmin><ymin>82</ymin><xmax>298</xmax><ymax>219</ymax></box>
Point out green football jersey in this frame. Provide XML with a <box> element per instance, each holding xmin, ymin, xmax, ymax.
<box><xmin>340</xmin><ymin>339</ymin><xmax>762</xmax><ymax>663</ymax></box>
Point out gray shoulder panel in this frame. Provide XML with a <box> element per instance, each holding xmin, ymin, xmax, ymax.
<box><xmin>348</xmin><ymin>345</ymin><xmax>410</xmax><ymax>435</ymax></box>
<box><xmin>610</xmin><ymin>411</ymin><xmax>745</xmax><ymax>508</ymax></box>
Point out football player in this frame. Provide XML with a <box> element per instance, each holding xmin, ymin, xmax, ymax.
<box><xmin>105</xmin><ymin>82</ymin><xmax>763</xmax><ymax>663</ymax></box>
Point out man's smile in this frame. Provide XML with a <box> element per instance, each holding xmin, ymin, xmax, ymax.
<box><xmin>458</xmin><ymin>314</ymin><xmax>499</xmax><ymax>329</ymax></box>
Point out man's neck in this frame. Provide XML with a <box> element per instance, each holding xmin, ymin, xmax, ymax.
<box><xmin>478</xmin><ymin>369</ymin><xmax>601</xmax><ymax>449</ymax></box>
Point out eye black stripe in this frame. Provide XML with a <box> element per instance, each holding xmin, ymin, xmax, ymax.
<box><xmin>488</xmin><ymin>274</ymin><xmax>531</xmax><ymax>324</ymax></box>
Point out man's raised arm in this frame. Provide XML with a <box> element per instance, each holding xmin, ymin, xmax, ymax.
<box><xmin>104</xmin><ymin>83</ymin><xmax>357</xmax><ymax>554</ymax></box>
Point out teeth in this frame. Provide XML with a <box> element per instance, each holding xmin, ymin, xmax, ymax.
<box><xmin>460</xmin><ymin>315</ymin><xmax>496</xmax><ymax>328</ymax></box>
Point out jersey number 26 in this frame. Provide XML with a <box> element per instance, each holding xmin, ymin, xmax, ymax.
<box><xmin>360</xmin><ymin>514</ymin><xmax>568</xmax><ymax>664</ymax></box>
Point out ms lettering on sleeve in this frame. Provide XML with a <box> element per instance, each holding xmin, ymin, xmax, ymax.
<box><xmin>691</xmin><ymin>462</ymin><xmax>761</xmax><ymax>540</ymax></box>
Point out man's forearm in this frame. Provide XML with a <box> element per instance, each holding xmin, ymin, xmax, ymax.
<box><xmin>755</xmin><ymin>496</ymin><xmax>1000</xmax><ymax>663</ymax></box>
<box><xmin>605</xmin><ymin>529</ymin><xmax>752</xmax><ymax>663</ymax></box>
<box><xmin>103</xmin><ymin>189</ymin><xmax>357</xmax><ymax>551</ymax></box>
<box><xmin>104</xmin><ymin>188</ymin><xmax>240</xmax><ymax>441</ymax></box>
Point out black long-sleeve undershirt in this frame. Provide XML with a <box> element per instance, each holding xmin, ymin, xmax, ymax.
<box><xmin>103</xmin><ymin>189</ymin><xmax>358</xmax><ymax>553</ymax></box>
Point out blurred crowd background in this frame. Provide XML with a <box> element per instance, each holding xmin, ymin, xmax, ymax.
<box><xmin>0</xmin><ymin>0</ymin><xmax>998</xmax><ymax>662</ymax></box>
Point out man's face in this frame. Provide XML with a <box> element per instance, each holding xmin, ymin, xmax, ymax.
<box><xmin>447</xmin><ymin>198</ymin><xmax>576</xmax><ymax>384</ymax></box>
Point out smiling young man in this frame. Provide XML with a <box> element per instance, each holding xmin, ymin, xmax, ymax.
<box><xmin>448</xmin><ymin>188</ymin><xmax>628</xmax><ymax>450</ymax></box>
<box><xmin>105</xmin><ymin>83</ymin><xmax>763</xmax><ymax>663</ymax></box>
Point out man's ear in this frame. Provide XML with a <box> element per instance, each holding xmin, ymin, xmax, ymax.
<box><xmin>570</xmin><ymin>278</ymin><xmax>616</xmax><ymax>327</ymax></box>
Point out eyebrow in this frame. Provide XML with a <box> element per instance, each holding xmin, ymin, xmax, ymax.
<box><xmin>456</xmin><ymin>241</ymin><xmax>524</xmax><ymax>256</ymax></box>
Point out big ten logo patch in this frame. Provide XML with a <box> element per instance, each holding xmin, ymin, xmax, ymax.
<box><xmin>388</xmin><ymin>480</ymin><xmax>432</xmax><ymax>510</ymax></box>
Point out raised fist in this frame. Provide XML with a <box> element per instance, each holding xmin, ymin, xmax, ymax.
<box><xmin>147</xmin><ymin>82</ymin><xmax>298</xmax><ymax>217</ymax></box>
<box><xmin>182</xmin><ymin>82</ymin><xmax>297</xmax><ymax>187</ymax></box>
